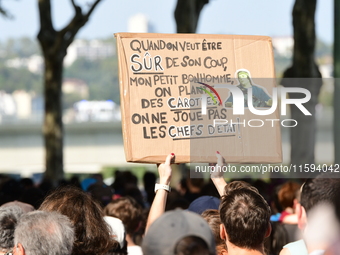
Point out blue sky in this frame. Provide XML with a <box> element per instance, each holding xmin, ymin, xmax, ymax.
<box><xmin>0</xmin><ymin>0</ymin><xmax>333</xmax><ymax>43</ymax></box>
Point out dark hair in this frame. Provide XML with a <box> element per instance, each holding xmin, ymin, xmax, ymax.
<box><xmin>300</xmin><ymin>175</ymin><xmax>340</xmax><ymax>214</ymax></box>
<box><xmin>264</xmin><ymin>221</ymin><xmax>288</xmax><ymax>255</ymax></box>
<box><xmin>104</xmin><ymin>196</ymin><xmax>142</xmax><ymax>236</ymax></box>
<box><xmin>219</xmin><ymin>181</ymin><xmax>271</xmax><ymax>249</ymax></box>
<box><xmin>39</xmin><ymin>185</ymin><xmax>115</xmax><ymax>255</ymax></box>
<box><xmin>277</xmin><ymin>181</ymin><xmax>301</xmax><ymax>210</ymax></box>
<box><xmin>201</xmin><ymin>209</ymin><xmax>227</xmax><ymax>254</ymax></box>
<box><xmin>174</xmin><ymin>236</ymin><xmax>214</xmax><ymax>255</ymax></box>
<box><xmin>87</xmin><ymin>182</ymin><xmax>113</xmax><ymax>207</ymax></box>
<box><xmin>105</xmin><ymin>239</ymin><xmax>128</xmax><ymax>255</ymax></box>
<box><xmin>143</xmin><ymin>171</ymin><xmax>156</xmax><ymax>206</ymax></box>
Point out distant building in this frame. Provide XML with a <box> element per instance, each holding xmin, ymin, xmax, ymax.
<box><xmin>64</xmin><ymin>39</ymin><xmax>115</xmax><ymax>66</ymax></box>
<box><xmin>27</xmin><ymin>55</ymin><xmax>44</xmax><ymax>74</ymax></box>
<box><xmin>5</xmin><ymin>54</ymin><xmax>44</xmax><ymax>74</ymax></box>
<box><xmin>0</xmin><ymin>91</ymin><xmax>16</xmax><ymax>117</ymax></box>
<box><xmin>63</xmin><ymin>78</ymin><xmax>89</xmax><ymax>98</ymax></box>
<box><xmin>272</xmin><ymin>36</ymin><xmax>294</xmax><ymax>58</ymax></box>
<box><xmin>128</xmin><ymin>14</ymin><xmax>154</xmax><ymax>33</ymax></box>
<box><xmin>73</xmin><ymin>100</ymin><xmax>120</xmax><ymax>122</ymax></box>
<box><xmin>12</xmin><ymin>90</ymin><xmax>32</xmax><ymax>119</ymax></box>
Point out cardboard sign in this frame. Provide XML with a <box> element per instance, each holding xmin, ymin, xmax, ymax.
<box><xmin>115</xmin><ymin>33</ymin><xmax>282</xmax><ymax>164</ymax></box>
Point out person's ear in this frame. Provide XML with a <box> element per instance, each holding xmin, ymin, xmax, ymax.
<box><xmin>13</xmin><ymin>243</ymin><xmax>25</xmax><ymax>255</ymax></box>
<box><xmin>220</xmin><ymin>249</ymin><xmax>228</xmax><ymax>255</ymax></box>
<box><xmin>220</xmin><ymin>224</ymin><xmax>227</xmax><ymax>241</ymax></box>
<box><xmin>265</xmin><ymin>222</ymin><xmax>272</xmax><ymax>238</ymax></box>
<box><xmin>293</xmin><ymin>198</ymin><xmax>299</xmax><ymax>210</ymax></box>
<box><xmin>296</xmin><ymin>203</ymin><xmax>307</xmax><ymax>229</ymax></box>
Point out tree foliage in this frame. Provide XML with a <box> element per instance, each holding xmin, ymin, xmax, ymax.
<box><xmin>0</xmin><ymin>64</ymin><xmax>42</xmax><ymax>93</ymax></box>
<box><xmin>64</xmin><ymin>55</ymin><xmax>119</xmax><ymax>104</ymax></box>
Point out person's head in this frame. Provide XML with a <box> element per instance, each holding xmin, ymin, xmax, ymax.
<box><xmin>39</xmin><ymin>185</ymin><xmax>115</xmax><ymax>255</ymax></box>
<box><xmin>142</xmin><ymin>209</ymin><xmax>215</xmax><ymax>255</ymax></box>
<box><xmin>104</xmin><ymin>196</ymin><xmax>142</xmax><ymax>237</ymax></box>
<box><xmin>87</xmin><ymin>182</ymin><xmax>113</xmax><ymax>207</ymax></box>
<box><xmin>186</xmin><ymin>175</ymin><xmax>205</xmax><ymax>194</ymax></box>
<box><xmin>278</xmin><ymin>181</ymin><xmax>301</xmax><ymax>210</ymax></box>
<box><xmin>1</xmin><ymin>201</ymin><xmax>35</xmax><ymax>214</ymax></box>
<box><xmin>143</xmin><ymin>171</ymin><xmax>156</xmax><ymax>190</ymax></box>
<box><xmin>300</xmin><ymin>176</ymin><xmax>340</xmax><ymax>214</ymax></box>
<box><xmin>0</xmin><ymin>205</ymin><xmax>24</xmax><ymax>253</ymax></box>
<box><xmin>13</xmin><ymin>211</ymin><xmax>74</xmax><ymax>255</ymax></box>
<box><xmin>219</xmin><ymin>181</ymin><xmax>271</xmax><ymax>250</ymax></box>
<box><xmin>237</xmin><ymin>70</ymin><xmax>252</xmax><ymax>87</ymax></box>
<box><xmin>187</xmin><ymin>196</ymin><xmax>220</xmax><ymax>215</ymax></box>
<box><xmin>104</xmin><ymin>216</ymin><xmax>126</xmax><ymax>250</ymax></box>
<box><xmin>201</xmin><ymin>209</ymin><xmax>228</xmax><ymax>255</ymax></box>
<box><xmin>297</xmin><ymin>175</ymin><xmax>340</xmax><ymax>229</ymax></box>
<box><xmin>104</xmin><ymin>216</ymin><xmax>127</xmax><ymax>255</ymax></box>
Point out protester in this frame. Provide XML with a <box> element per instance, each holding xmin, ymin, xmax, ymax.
<box><xmin>39</xmin><ymin>185</ymin><xmax>117</xmax><ymax>255</ymax></box>
<box><xmin>104</xmin><ymin>197</ymin><xmax>143</xmax><ymax>255</ymax></box>
<box><xmin>324</xmin><ymin>185</ymin><xmax>340</xmax><ymax>255</ymax></box>
<box><xmin>13</xmin><ymin>211</ymin><xmax>74</xmax><ymax>255</ymax></box>
<box><xmin>184</xmin><ymin>173</ymin><xmax>205</xmax><ymax>203</ymax></box>
<box><xmin>142</xmin><ymin>171</ymin><xmax>156</xmax><ymax>208</ymax></box>
<box><xmin>280</xmin><ymin>174</ymin><xmax>340</xmax><ymax>255</ymax></box>
<box><xmin>219</xmin><ymin>181</ymin><xmax>272</xmax><ymax>254</ymax></box>
<box><xmin>0</xmin><ymin>205</ymin><xmax>24</xmax><ymax>255</ymax></box>
<box><xmin>143</xmin><ymin>153</ymin><xmax>216</xmax><ymax>255</ymax></box>
<box><xmin>277</xmin><ymin>181</ymin><xmax>301</xmax><ymax>224</ymax></box>
<box><xmin>143</xmin><ymin>209</ymin><xmax>216</xmax><ymax>255</ymax></box>
<box><xmin>104</xmin><ymin>216</ymin><xmax>128</xmax><ymax>255</ymax></box>
<box><xmin>87</xmin><ymin>181</ymin><xmax>114</xmax><ymax>207</ymax></box>
<box><xmin>211</xmin><ymin>152</ymin><xmax>272</xmax><ymax>255</ymax></box>
<box><xmin>201</xmin><ymin>209</ymin><xmax>228</xmax><ymax>255</ymax></box>
<box><xmin>1</xmin><ymin>201</ymin><xmax>34</xmax><ymax>214</ymax></box>
<box><xmin>187</xmin><ymin>195</ymin><xmax>220</xmax><ymax>215</ymax></box>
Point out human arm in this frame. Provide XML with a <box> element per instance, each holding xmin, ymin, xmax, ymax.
<box><xmin>145</xmin><ymin>153</ymin><xmax>174</xmax><ymax>234</ymax></box>
<box><xmin>210</xmin><ymin>151</ymin><xmax>227</xmax><ymax>197</ymax></box>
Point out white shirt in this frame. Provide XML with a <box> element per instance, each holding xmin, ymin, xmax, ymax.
<box><xmin>127</xmin><ymin>245</ymin><xmax>143</xmax><ymax>255</ymax></box>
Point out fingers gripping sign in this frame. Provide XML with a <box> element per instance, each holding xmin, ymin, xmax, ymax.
<box><xmin>146</xmin><ymin>153</ymin><xmax>175</xmax><ymax>233</ymax></box>
<box><xmin>210</xmin><ymin>151</ymin><xmax>228</xmax><ymax>197</ymax></box>
<box><xmin>209</xmin><ymin>151</ymin><xmax>226</xmax><ymax>179</ymax></box>
<box><xmin>157</xmin><ymin>153</ymin><xmax>175</xmax><ymax>185</ymax></box>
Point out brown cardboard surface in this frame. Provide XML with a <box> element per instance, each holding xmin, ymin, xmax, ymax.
<box><xmin>115</xmin><ymin>33</ymin><xmax>282</xmax><ymax>164</ymax></box>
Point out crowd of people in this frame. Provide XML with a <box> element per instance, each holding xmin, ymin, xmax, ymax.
<box><xmin>0</xmin><ymin>152</ymin><xmax>339</xmax><ymax>255</ymax></box>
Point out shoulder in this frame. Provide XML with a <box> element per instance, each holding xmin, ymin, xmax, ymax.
<box><xmin>279</xmin><ymin>248</ymin><xmax>291</xmax><ymax>255</ymax></box>
<box><xmin>282</xmin><ymin>240</ymin><xmax>308</xmax><ymax>255</ymax></box>
<box><xmin>127</xmin><ymin>245</ymin><xmax>143</xmax><ymax>255</ymax></box>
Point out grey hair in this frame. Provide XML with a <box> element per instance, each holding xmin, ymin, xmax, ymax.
<box><xmin>0</xmin><ymin>205</ymin><xmax>24</xmax><ymax>251</ymax></box>
<box><xmin>14</xmin><ymin>211</ymin><xmax>74</xmax><ymax>255</ymax></box>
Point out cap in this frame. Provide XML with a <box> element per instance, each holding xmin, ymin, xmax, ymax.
<box><xmin>104</xmin><ymin>216</ymin><xmax>126</xmax><ymax>248</ymax></box>
<box><xmin>187</xmin><ymin>196</ymin><xmax>220</xmax><ymax>215</ymax></box>
<box><xmin>142</xmin><ymin>209</ymin><xmax>215</xmax><ymax>255</ymax></box>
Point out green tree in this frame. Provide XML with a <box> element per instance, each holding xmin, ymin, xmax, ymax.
<box><xmin>0</xmin><ymin>63</ymin><xmax>42</xmax><ymax>93</ymax></box>
<box><xmin>64</xmin><ymin>54</ymin><xmax>119</xmax><ymax>104</ymax></box>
